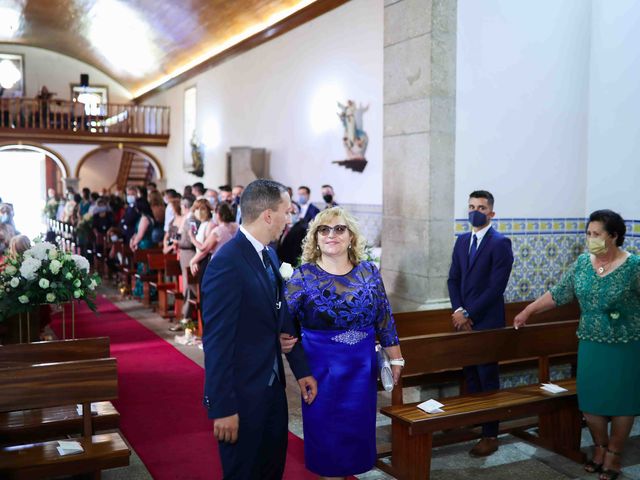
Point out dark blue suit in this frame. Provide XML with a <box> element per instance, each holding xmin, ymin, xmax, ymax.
<box><xmin>447</xmin><ymin>226</ymin><xmax>513</xmax><ymax>437</ymax></box>
<box><xmin>202</xmin><ymin>230</ymin><xmax>310</xmax><ymax>479</ymax></box>
<box><xmin>301</xmin><ymin>203</ymin><xmax>320</xmax><ymax>224</ymax></box>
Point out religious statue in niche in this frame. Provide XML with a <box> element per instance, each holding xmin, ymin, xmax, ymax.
<box><xmin>189</xmin><ymin>131</ymin><xmax>204</xmax><ymax>177</ymax></box>
<box><xmin>333</xmin><ymin>100</ymin><xmax>369</xmax><ymax>172</ymax></box>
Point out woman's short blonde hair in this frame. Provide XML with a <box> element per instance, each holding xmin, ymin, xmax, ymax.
<box><xmin>301</xmin><ymin>207</ymin><xmax>367</xmax><ymax>265</ymax></box>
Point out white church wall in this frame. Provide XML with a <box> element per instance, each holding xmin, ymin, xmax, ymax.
<box><xmin>144</xmin><ymin>0</ymin><xmax>383</xmax><ymax>207</ymax></box>
<box><xmin>0</xmin><ymin>44</ymin><xmax>131</xmax><ymax>103</ymax></box>
<box><xmin>586</xmin><ymin>0</ymin><xmax>640</xmax><ymax>221</ymax></box>
<box><xmin>455</xmin><ymin>0</ymin><xmax>591</xmax><ymax>219</ymax></box>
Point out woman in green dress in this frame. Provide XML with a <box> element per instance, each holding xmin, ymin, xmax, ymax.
<box><xmin>514</xmin><ymin>210</ymin><xmax>639</xmax><ymax>480</ymax></box>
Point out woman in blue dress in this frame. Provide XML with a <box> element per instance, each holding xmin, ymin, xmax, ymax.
<box><xmin>285</xmin><ymin>207</ymin><xmax>403</xmax><ymax>479</ymax></box>
<box><xmin>515</xmin><ymin>210</ymin><xmax>640</xmax><ymax>480</ymax></box>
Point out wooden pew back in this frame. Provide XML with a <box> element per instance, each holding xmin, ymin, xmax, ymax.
<box><xmin>393</xmin><ymin>301</ymin><xmax>580</xmax><ymax>337</ymax></box>
<box><xmin>0</xmin><ymin>358</ymin><xmax>118</xmax><ymax>413</ymax></box>
<box><xmin>401</xmin><ymin>320</ymin><xmax>578</xmax><ymax>377</ymax></box>
<box><xmin>0</xmin><ymin>338</ymin><xmax>109</xmax><ymax>366</ymax></box>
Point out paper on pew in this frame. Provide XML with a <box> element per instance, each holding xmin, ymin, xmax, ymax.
<box><xmin>76</xmin><ymin>403</ymin><xmax>99</xmax><ymax>415</ymax></box>
<box><xmin>540</xmin><ymin>383</ymin><xmax>568</xmax><ymax>394</ymax></box>
<box><xmin>57</xmin><ymin>440</ymin><xmax>84</xmax><ymax>456</ymax></box>
<box><xmin>417</xmin><ymin>399</ymin><xmax>445</xmax><ymax>414</ymax></box>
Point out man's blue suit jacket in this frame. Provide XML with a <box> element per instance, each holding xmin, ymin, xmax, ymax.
<box><xmin>302</xmin><ymin>203</ymin><xmax>320</xmax><ymax>224</ymax></box>
<box><xmin>201</xmin><ymin>230</ymin><xmax>310</xmax><ymax>419</ymax></box>
<box><xmin>447</xmin><ymin>227</ymin><xmax>514</xmax><ymax>330</ymax></box>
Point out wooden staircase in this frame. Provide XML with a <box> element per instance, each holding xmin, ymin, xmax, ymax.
<box><xmin>114</xmin><ymin>151</ymin><xmax>154</xmax><ymax>191</ymax></box>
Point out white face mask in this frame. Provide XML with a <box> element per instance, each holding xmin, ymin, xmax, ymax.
<box><xmin>110</xmin><ymin>234</ymin><xmax>119</xmax><ymax>242</ymax></box>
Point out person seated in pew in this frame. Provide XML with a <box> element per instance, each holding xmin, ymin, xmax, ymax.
<box><xmin>447</xmin><ymin>189</ymin><xmax>514</xmax><ymax>457</ymax></box>
<box><xmin>189</xmin><ymin>202</ymin><xmax>238</xmax><ymax>276</ymax></box>
<box><xmin>284</xmin><ymin>207</ymin><xmax>403</xmax><ymax>479</ymax></box>
<box><xmin>515</xmin><ymin>209</ymin><xmax>640</xmax><ymax>480</ymax></box>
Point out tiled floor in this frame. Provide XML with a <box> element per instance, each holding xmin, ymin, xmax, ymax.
<box><xmin>99</xmin><ymin>287</ymin><xmax>640</xmax><ymax>479</ymax></box>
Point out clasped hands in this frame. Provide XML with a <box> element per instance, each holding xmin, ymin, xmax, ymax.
<box><xmin>451</xmin><ymin>310</ymin><xmax>473</xmax><ymax>331</ymax></box>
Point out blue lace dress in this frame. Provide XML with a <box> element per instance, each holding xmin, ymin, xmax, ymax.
<box><xmin>285</xmin><ymin>261</ymin><xmax>399</xmax><ymax>477</ymax></box>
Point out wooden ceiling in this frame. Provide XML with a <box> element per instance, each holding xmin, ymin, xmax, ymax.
<box><xmin>0</xmin><ymin>0</ymin><xmax>347</xmax><ymax>100</ymax></box>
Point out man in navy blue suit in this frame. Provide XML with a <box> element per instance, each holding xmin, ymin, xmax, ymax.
<box><xmin>201</xmin><ymin>179</ymin><xmax>317</xmax><ymax>479</ymax></box>
<box><xmin>447</xmin><ymin>190</ymin><xmax>513</xmax><ymax>457</ymax></box>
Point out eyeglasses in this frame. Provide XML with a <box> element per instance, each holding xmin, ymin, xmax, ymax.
<box><xmin>316</xmin><ymin>224</ymin><xmax>349</xmax><ymax>236</ymax></box>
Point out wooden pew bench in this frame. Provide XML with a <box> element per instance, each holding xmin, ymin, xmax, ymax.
<box><xmin>378</xmin><ymin>320</ymin><xmax>583</xmax><ymax>480</ymax></box>
<box><xmin>0</xmin><ymin>338</ymin><xmax>120</xmax><ymax>445</ymax></box>
<box><xmin>148</xmin><ymin>253</ymin><xmax>180</xmax><ymax>318</ymax></box>
<box><xmin>0</xmin><ymin>358</ymin><xmax>130</xmax><ymax>479</ymax></box>
<box><xmin>387</xmin><ymin>301</ymin><xmax>580</xmax><ymax>396</ymax></box>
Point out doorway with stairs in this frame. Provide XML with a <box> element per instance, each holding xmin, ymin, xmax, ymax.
<box><xmin>77</xmin><ymin>146</ymin><xmax>161</xmax><ymax>193</ymax></box>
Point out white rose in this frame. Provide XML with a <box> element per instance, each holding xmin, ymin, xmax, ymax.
<box><xmin>18</xmin><ymin>295</ymin><xmax>29</xmax><ymax>304</ymax></box>
<box><xmin>9</xmin><ymin>277</ymin><xmax>19</xmax><ymax>288</ymax></box>
<box><xmin>20</xmin><ymin>257</ymin><xmax>42</xmax><ymax>281</ymax></box>
<box><xmin>4</xmin><ymin>265</ymin><xmax>16</xmax><ymax>275</ymax></box>
<box><xmin>279</xmin><ymin>262</ymin><xmax>294</xmax><ymax>281</ymax></box>
<box><xmin>49</xmin><ymin>260</ymin><xmax>62</xmax><ymax>274</ymax></box>
<box><xmin>65</xmin><ymin>272</ymin><xmax>73</xmax><ymax>280</ymax></box>
<box><xmin>73</xmin><ymin>289</ymin><xmax>83</xmax><ymax>298</ymax></box>
<box><xmin>46</xmin><ymin>292</ymin><xmax>56</xmax><ymax>303</ymax></box>
<box><xmin>48</xmin><ymin>249</ymin><xmax>59</xmax><ymax>260</ymax></box>
<box><xmin>89</xmin><ymin>278</ymin><xmax>97</xmax><ymax>290</ymax></box>
<box><xmin>39</xmin><ymin>278</ymin><xmax>50</xmax><ymax>289</ymax></box>
<box><xmin>71</xmin><ymin>254</ymin><xmax>90</xmax><ymax>273</ymax></box>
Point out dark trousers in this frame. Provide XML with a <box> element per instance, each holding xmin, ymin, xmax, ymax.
<box><xmin>218</xmin><ymin>382</ymin><xmax>288</xmax><ymax>479</ymax></box>
<box><xmin>463</xmin><ymin>362</ymin><xmax>500</xmax><ymax>437</ymax></box>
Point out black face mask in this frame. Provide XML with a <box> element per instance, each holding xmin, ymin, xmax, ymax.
<box><xmin>323</xmin><ymin>194</ymin><xmax>333</xmax><ymax>204</ymax></box>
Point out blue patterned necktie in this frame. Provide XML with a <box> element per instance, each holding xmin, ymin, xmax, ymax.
<box><xmin>261</xmin><ymin>248</ymin><xmax>277</xmax><ymax>297</ymax></box>
<box><xmin>262</xmin><ymin>247</ymin><xmax>280</xmax><ymax>385</ymax></box>
<box><xmin>469</xmin><ymin>234</ymin><xmax>478</xmax><ymax>262</ymax></box>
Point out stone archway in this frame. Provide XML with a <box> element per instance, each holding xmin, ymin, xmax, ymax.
<box><xmin>75</xmin><ymin>144</ymin><xmax>164</xmax><ymax>180</ymax></box>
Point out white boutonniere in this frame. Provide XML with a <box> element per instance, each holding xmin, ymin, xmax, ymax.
<box><xmin>279</xmin><ymin>262</ymin><xmax>294</xmax><ymax>281</ymax></box>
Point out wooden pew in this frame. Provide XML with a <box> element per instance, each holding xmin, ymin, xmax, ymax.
<box><xmin>165</xmin><ymin>258</ymin><xmax>184</xmax><ymax>320</ymax></box>
<box><xmin>379</xmin><ymin>320</ymin><xmax>582</xmax><ymax>480</ymax></box>
<box><xmin>0</xmin><ymin>338</ymin><xmax>119</xmax><ymax>445</ymax></box>
<box><xmin>131</xmin><ymin>247</ymin><xmax>162</xmax><ymax>305</ymax></box>
<box><xmin>393</xmin><ymin>301</ymin><xmax>580</xmax><ymax>338</ymax></box>
<box><xmin>388</xmin><ymin>301</ymin><xmax>580</xmax><ymax>396</ymax></box>
<box><xmin>0</xmin><ymin>358</ymin><xmax>130</xmax><ymax>479</ymax></box>
<box><xmin>148</xmin><ymin>253</ymin><xmax>180</xmax><ymax>318</ymax></box>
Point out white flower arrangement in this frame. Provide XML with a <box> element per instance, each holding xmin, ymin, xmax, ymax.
<box><xmin>0</xmin><ymin>239</ymin><xmax>101</xmax><ymax>321</ymax></box>
<box><xmin>279</xmin><ymin>262</ymin><xmax>294</xmax><ymax>281</ymax></box>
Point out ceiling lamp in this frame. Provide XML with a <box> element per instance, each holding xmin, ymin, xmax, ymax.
<box><xmin>0</xmin><ymin>6</ymin><xmax>21</xmax><ymax>38</ymax></box>
<box><xmin>0</xmin><ymin>59</ymin><xmax>21</xmax><ymax>89</ymax></box>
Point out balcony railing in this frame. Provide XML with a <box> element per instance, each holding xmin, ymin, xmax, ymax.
<box><xmin>0</xmin><ymin>98</ymin><xmax>170</xmax><ymax>139</ymax></box>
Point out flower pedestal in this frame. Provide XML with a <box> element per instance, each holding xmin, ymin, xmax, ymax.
<box><xmin>0</xmin><ymin>308</ymin><xmax>43</xmax><ymax>344</ymax></box>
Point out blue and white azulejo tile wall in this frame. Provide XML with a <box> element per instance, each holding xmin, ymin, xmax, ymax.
<box><xmin>454</xmin><ymin>218</ymin><xmax>640</xmax><ymax>303</ymax></box>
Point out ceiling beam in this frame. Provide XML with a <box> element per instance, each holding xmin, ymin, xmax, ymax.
<box><xmin>133</xmin><ymin>0</ymin><xmax>350</xmax><ymax>104</ymax></box>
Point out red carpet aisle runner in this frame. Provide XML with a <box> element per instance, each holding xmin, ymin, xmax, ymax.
<box><xmin>50</xmin><ymin>296</ymin><xmax>317</xmax><ymax>480</ymax></box>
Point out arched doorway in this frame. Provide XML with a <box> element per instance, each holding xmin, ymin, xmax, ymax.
<box><xmin>75</xmin><ymin>145</ymin><xmax>163</xmax><ymax>193</ymax></box>
<box><xmin>0</xmin><ymin>142</ymin><xmax>70</xmax><ymax>238</ymax></box>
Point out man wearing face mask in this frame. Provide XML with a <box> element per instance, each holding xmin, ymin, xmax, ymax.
<box><xmin>321</xmin><ymin>184</ymin><xmax>338</xmax><ymax>209</ymax></box>
<box><xmin>297</xmin><ymin>186</ymin><xmax>320</xmax><ymax>224</ymax></box>
<box><xmin>447</xmin><ymin>190</ymin><xmax>513</xmax><ymax>457</ymax></box>
<box><xmin>120</xmin><ymin>186</ymin><xmax>141</xmax><ymax>244</ymax></box>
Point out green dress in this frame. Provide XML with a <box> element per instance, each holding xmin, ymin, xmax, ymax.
<box><xmin>550</xmin><ymin>253</ymin><xmax>640</xmax><ymax>416</ymax></box>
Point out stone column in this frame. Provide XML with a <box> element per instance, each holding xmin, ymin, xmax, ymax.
<box><xmin>382</xmin><ymin>0</ymin><xmax>457</xmax><ymax>311</ymax></box>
